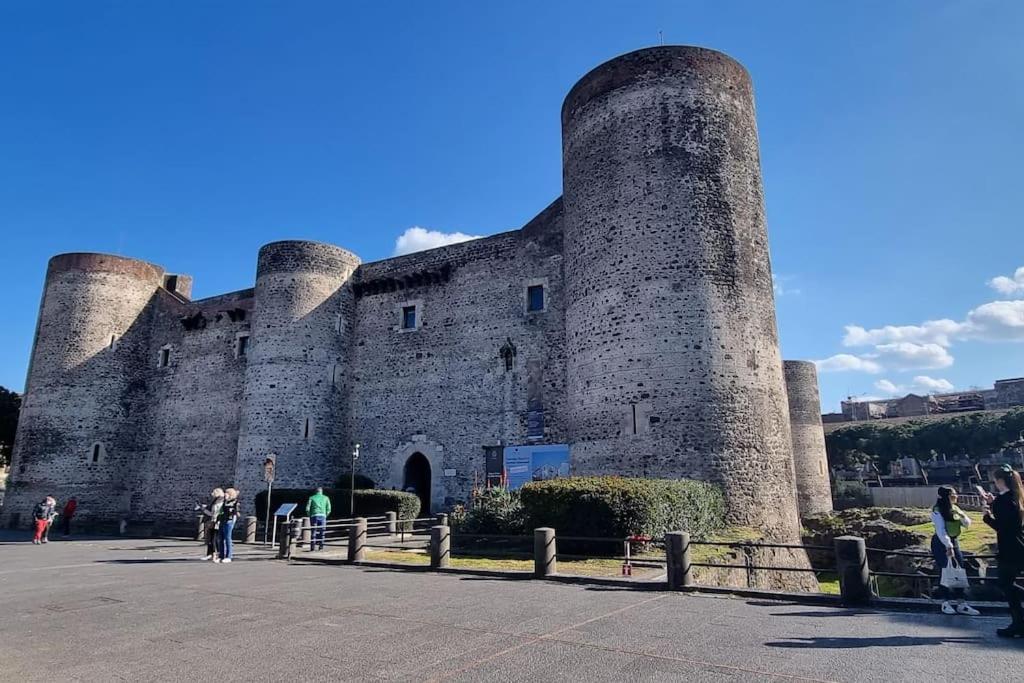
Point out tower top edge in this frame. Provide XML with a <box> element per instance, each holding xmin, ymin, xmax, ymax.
<box><xmin>561</xmin><ymin>45</ymin><xmax>752</xmax><ymax>126</ymax></box>
<box><xmin>47</xmin><ymin>252</ymin><xmax>165</xmax><ymax>281</ymax></box>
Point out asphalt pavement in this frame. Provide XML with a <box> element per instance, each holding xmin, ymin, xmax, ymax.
<box><xmin>0</xmin><ymin>532</ymin><xmax>1020</xmax><ymax>682</ymax></box>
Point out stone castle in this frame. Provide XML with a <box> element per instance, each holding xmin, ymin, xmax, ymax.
<box><xmin>4</xmin><ymin>46</ymin><xmax>832</xmax><ymax>538</ymax></box>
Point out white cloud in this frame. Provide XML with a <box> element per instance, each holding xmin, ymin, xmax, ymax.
<box><xmin>874</xmin><ymin>375</ymin><xmax>955</xmax><ymax>396</ymax></box>
<box><xmin>393</xmin><ymin>226</ymin><xmax>483</xmax><ymax>256</ymax></box>
<box><xmin>814</xmin><ymin>354</ymin><xmax>882</xmax><ymax>374</ymax></box>
<box><xmin>870</xmin><ymin>342</ymin><xmax>954</xmax><ymax>370</ymax></box>
<box><xmin>963</xmin><ymin>300</ymin><xmax>1024</xmax><ymax>341</ymax></box>
<box><xmin>842</xmin><ymin>320</ymin><xmax>965</xmax><ymax>348</ymax></box>
<box><xmin>772</xmin><ymin>274</ymin><xmax>801</xmax><ymax>297</ymax></box>
<box><xmin>988</xmin><ymin>266</ymin><xmax>1024</xmax><ymax>295</ymax></box>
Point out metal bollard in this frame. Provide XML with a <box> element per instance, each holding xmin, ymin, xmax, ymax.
<box><xmin>278</xmin><ymin>518</ymin><xmax>293</xmax><ymax>559</ymax></box>
<box><xmin>835</xmin><ymin>536</ymin><xmax>871</xmax><ymax>606</ymax></box>
<box><xmin>534</xmin><ymin>527</ymin><xmax>557</xmax><ymax>577</ymax></box>
<box><xmin>665</xmin><ymin>531</ymin><xmax>693</xmax><ymax>590</ymax></box>
<box><xmin>348</xmin><ymin>517</ymin><xmax>367</xmax><ymax>563</ymax></box>
<box><xmin>243</xmin><ymin>516</ymin><xmax>257</xmax><ymax>544</ymax></box>
<box><xmin>435</xmin><ymin>513</ymin><xmax>449</xmax><ymax>527</ymax></box>
<box><xmin>289</xmin><ymin>518</ymin><xmax>302</xmax><ymax>559</ymax></box>
<box><xmin>195</xmin><ymin>515</ymin><xmax>205</xmax><ymax>542</ymax></box>
<box><xmin>385</xmin><ymin>511</ymin><xmax>397</xmax><ymax>535</ymax></box>
<box><xmin>430</xmin><ymin>525</ymin><xmax>451</xmax><ymax>569</ymax></box>
<box><xmin>300</xmin><ymin>517</ymin><xmax>311</xmax><ymax>546</ymax></box>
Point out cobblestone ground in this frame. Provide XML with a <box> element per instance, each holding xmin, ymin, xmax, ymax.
<box><xmin>0</xmin><ymin>532</ymin><xmax>1020</xmax><ymax>682</ymax></box>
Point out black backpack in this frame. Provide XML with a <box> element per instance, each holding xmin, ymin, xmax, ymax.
<box><xmin>33</xmin><ymin>502</ymin><xmax>49</xmax><ymax>520</ymax></box>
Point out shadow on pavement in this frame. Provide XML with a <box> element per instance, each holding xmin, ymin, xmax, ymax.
<box><xmin>766</xmin><ymin>636</ymin><xmax>983</xmax><ymax>649</ymax></box>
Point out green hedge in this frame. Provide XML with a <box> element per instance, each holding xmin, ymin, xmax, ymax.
<box><xmin>253</xmin><ymin>488</ymin><xmax>419</xmax><ymax>521</ymax></box>
<box><xmin>519</xmin><ymin>476</ymin><xmax>725</xmax><ymax>540</ymax></box>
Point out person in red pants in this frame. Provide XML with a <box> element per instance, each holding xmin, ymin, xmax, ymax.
<box><xmin>32</xmin><ymin>496</ymin><xmax>56</xmax><ymax>544</ymax></box>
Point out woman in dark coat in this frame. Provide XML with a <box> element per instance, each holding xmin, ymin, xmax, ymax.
<box><xmin>982</xmin><ymin>465</ymin><xmax>1024</xmax><ymax>638</ymax></box>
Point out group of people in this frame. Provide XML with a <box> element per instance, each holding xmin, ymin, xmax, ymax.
<box><xmin>197</xmin><ymin>487</ymin><xmax>240</xmax><ymax>563</ymax></box>
<box><xmin>929</xmin><ymin>465</ymin><xmax>1024</xmax><ymax>638</ymax></box>
<box><xmin>30</xmin><ymin>495</ymin><xmax>77</xmax><ymax>544</ymax></box>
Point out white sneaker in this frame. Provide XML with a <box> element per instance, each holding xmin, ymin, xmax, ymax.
<box><xmin>213</xmin><ymin>558</ymin><xmax>221</xmax><ymax>563</ymax></box>
<box><xmin>941</xmin><ymin>601</ymin><xmax>956</xmax><ymax>615</ymax></box>
<box><xmin>957</xmin><ymin>603</ymin><xmax>980</xmax><ymax>616</ymax></box>
<box><xmin>201</xmin><ymin>555</ymin><xmax>212</xmax><ymax>561</ymax></box>
<box><xmin>222</xmin><ymin>558</ymin><xmax>232</xmax><ymax>563</ymax></box>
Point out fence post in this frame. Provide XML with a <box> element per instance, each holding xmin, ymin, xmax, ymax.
<box><xmin>430</xmin><ymin>525</ymin><xmax>451</xmax><ymax>569</ymax></box>
<box><xmin>534</xmin><ymin>527</ymin><xmax>557</xmax><ymax>578</ymax></box>
<box><xmin>195</xmin><ymin>515</ymin><xmax>205</xmax><ymax>542</ymax></box>
<box><xmin>243</xmin><ymin>516</ymin><xmax>257</xmax><ymax>544</ymax></box>
<box><xmin>289</xmin><ymin>518</ymin><xmax>302</xmax><ymax>558</ymax></box>
<box><xmin>835</xmin><ymin>535</ymin><xmax>871</xmax><ymax>606</ymax></box>
<box><xmin>665</xmin><ymin>531</ymin><xmax>692</xmax><ymax>590</ymax></box>
<box><xmin>436</xmin><ymin>513</ymin><xmax>449</xmax><ymax>527</ymax></box>
<box><xmin>385</xmin><ymin>511</ymin><xmax>397</xmax><ymax>535</ymax></box>
<box><xmin>278</xmin><ymin>518</ymin><xmax>293</xmax><ymax>559</ymax></box>
<box><xmin>300</xmin><ymin>517</ymin><xmax>311</xmax><ymax>546</ymax></box>
<box><xmin>348</xmin><ymin>517</ymin><xmax>367</xmax><ymax>563</ymax></box>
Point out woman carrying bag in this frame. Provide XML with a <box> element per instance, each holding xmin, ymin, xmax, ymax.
<box><xmin>931</xmin><ymin>486</ymin><xmax>979</xmax><ymax>616</ymax></box>
<box><xmin>982</xmin><ymin>465</ymin><xmax>1024</xmax><ymax>638</ymax></box>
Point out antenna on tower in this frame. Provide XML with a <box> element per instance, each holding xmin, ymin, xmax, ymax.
<box><xmin>658</xmin><ymin>30</ymin><xmax>664</xmax><ymax>46</ymax></box>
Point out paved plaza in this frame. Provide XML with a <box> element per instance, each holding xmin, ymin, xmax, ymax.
<box><xmin>0</xmin><ymin>532</ymin><xmax>1021</xmax><ymax>681</ymax></box>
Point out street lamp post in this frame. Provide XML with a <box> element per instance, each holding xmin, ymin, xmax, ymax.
<box><xmin>350</xmin><ymin>443</ymin><xmax>361</xmax><ymax>516</ymax></box>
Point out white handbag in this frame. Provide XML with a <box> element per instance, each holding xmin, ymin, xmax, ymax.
<box><xmin>940</xmin><ymin>557</ymin><xmax>970</xmax><ymax>590</ymax></box>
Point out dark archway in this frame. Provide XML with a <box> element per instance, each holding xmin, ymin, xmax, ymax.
<box><xmin>403</xmin><ymin>452</ymin><xmax>431</xmax><ymax>516</ymax></box>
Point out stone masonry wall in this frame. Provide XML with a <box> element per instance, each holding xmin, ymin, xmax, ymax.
<box><xmin>4</xmin><ymin>254</ymin><xmax>163</xmax><ymax>526</ymax></box>
<box><xmin>561</xmin><ymin>46</ymin><xmax>801</xmax><ymax>541</ymax></box>
<box><xmin>130</xmin><ymin>289</ymin><xmax>253</xmax><ymax>525</ymax></box>
<box><xmin>783</xmin><ymin>360</ymin><xmax>833</xmax><ymax>518</ymax></box>
<box><xmin>347</xmin><ymin>200</ymin><xmax>566</xmax><ymax>510</ymax></box>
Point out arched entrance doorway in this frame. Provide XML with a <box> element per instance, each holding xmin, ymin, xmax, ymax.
<box><xmin>403</xmin><ymin>452</ymin><xmax>431</xmax><ymax>516</ymax></box>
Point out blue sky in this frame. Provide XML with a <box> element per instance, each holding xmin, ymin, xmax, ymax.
<box><xmin>1</xmin><ymin>1</ymin><xmax>1022</xmax><ymax>411</ymax></box>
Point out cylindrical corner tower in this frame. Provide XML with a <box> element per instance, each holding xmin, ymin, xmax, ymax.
<box><xmin>234</xmin><ymin>241</ymin><xmax>360</xmax><ymax>510</ymax></box>
<box><xmin>561</xmin><ymin>46</ymin><xmax>800</xmax><ymax>539</ymax></box>
<box><xmin>783</xmin><ymin>360</ymin><xmax>833</xmax><ymax>518</ymax></box>
<box><xmin>5</xmin><ymin>253</ymin><xmax>164</xmax><ymax>526</ymax></box>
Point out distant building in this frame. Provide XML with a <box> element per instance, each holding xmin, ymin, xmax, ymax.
<box><xmin>833</xmin><ymin>377</ymin><xmax>1024</xmax><ymax>423</ymax></box>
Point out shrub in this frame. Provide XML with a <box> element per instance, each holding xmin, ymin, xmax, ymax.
<box><xmin>454</xmin><ymin>487</ymin><xmax>526</xmax><ymax>535</ymax></box>
<box><xmin>832</xmin><ymin>480</ymin><xmax>871</xmax><ymax>510</ymax></box>
<box><xmin>519</xmin><ymin>476</ymin><xmax>725</xmax><ymax>540</ymax></box>
<box><xmin>253</xmin><ymin>488</ymin><xmax>419</xmax><ymax>521</ymax></box>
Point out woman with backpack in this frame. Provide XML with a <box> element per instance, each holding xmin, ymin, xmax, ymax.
<box><xmin>217</xmin><ymin>487</ymin><xmax>240</xmax><ymax>563</ymax></box>
<box><xmin>31</xmin><ymin>496</ymin><xmax>55</xmax><ymax>545</ymax></box>
<box><xmin>930</xmin><ymin>486</ymin><xmax>979</xmax><ymax>615</ymax></box>
<box><xmin>982</xmin><ymin>465</ymin><xmax>1024</xmax><ymax>638</ymax></box>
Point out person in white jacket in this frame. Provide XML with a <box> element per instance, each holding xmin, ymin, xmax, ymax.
<box><xmin>931</xmin><ymin>486</ymin><xmax>980</xmax><ymax>615</ymax></box>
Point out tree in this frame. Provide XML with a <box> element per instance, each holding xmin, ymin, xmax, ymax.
<box><xmin>0</xmin><ymin>386</ymin><xmax>20</xmax><ymax>467</ymax></box>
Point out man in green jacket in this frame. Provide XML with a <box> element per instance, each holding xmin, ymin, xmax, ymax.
<box><xmin>306</xmin><ymin>487</ymin><xmax>331</xmax><ymax>551</ymax></box>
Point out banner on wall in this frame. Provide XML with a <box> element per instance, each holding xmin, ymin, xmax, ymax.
<box><xmin>503</xmin><ymin>444</ymin><xmax>571</xmax><ymax>490</ymax></box>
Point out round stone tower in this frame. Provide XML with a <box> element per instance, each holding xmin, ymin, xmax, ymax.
<box><xmin>5</xmin><ymin>253</ymin><xmax>164</xmax><ymax>525</ymax></box>
<box><xmin>234</xmin><ymin>241</ymin><xmax>360</xmax><ymax>509</ymax></box>
<box><xmin>561</xmin><ymin>46</ymin><xmax>801</xmax><ymax>539</ymax></box>
<box><xmin>783</xmin><ymin>360</ymin><xmax>833</xmax><ymax>518</ymax></box>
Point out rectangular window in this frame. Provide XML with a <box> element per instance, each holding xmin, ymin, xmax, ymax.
<box><xmin>402</xmin><ymin>305</ymin><xmax>417</xmax><ymax>330</ymax></box>
<box><xmin>236</xmin><ymin>335</ymin><xmax>249</xmax><ymax>358</ymax></box>
<box><xmin>527</xmin><ymin>284</ymin><xmax>545</xmax><ymax>312</ymax></box>
<box><xmin>158</xmin><ymin>347</ymin><xmax>170</xmax><ymax>368</ymax></box>
<box><xmin>92</xmin><ymin>444</ymin><xmax>101</xmax><ymax>463</ymax></box>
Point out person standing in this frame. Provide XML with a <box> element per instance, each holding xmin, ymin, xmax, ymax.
<box><xmin>61</xmin><ymin>498</ymin><xmax>78</xmax><ymax>536</ymax></box>
<box><xmin>42</xmin><ymin>496</ymin><xmax>58</xmax><ymax>543</ymax></box>
<box><xmin>31</xmin><ymin>496</ymin><xmax>54</xmax><ymax>545</ymax></box>
<box><xmin>930</xmin><ymin>486</ymin><xmax>979</xmax><ymax>615</ymax></box>
<box><xmin>305</xmin><ymin>487</ymin><xmax>331</xmax><ymax>552</ymax></box>
<box><xmin>199</xmin><ymin>488</ymin><xmax>224</xmax><ymax>561</ymax></box>
<box><xmin>218</xmin><ymin>488</ymin><xmax>240</xmax><ymax>563</ymax></box>
<box><xmin>982</xmin><ymin>465</ymin><xmax>1024</xmax><ymax>638</ymax></box>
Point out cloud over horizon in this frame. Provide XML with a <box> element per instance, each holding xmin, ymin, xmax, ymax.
<box><xmin>393</xmin><ymin>226</ymin><xmax>483</xmax><ymax>256</ymax></box>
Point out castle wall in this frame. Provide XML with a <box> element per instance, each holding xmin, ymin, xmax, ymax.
<box><xmin>783</xmin><ymin>360</ymin><xmax>833</xmax><ymax>518</ymax></box>
<box><xmin>233</xmin><ymin>241</ymin><xmax>361</xmax><ymax>511</ymax></box>
<box><xmin>4</xmin><ymin>254</ymin><xmax>163</xmax><ymax>524</ymax></box>
<box><xmin>130</xmin><ymin>289</ymin><xmax>252</xmax><ymax>524</ymax></box>
<box><xmin>348</xmin><ymin>201</ymin><xmax>566</xmax><ymax>509</ymax></box>
<box><xmin>560</xmin><ymin>46</ymin><xmax>801</xmax><ymax>540</ymax></box>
